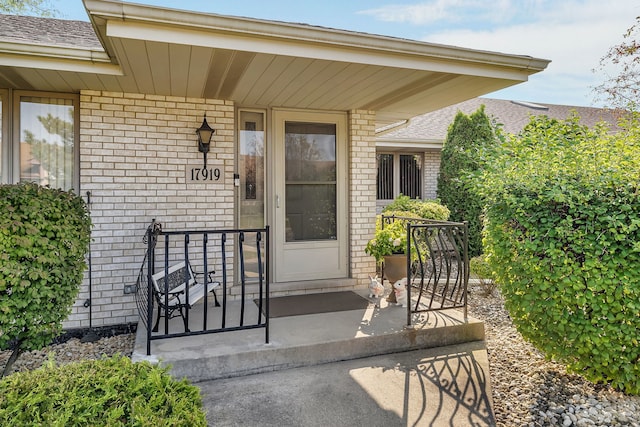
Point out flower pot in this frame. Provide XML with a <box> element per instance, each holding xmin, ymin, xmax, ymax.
<box><xmin>383</xmin><ymin>254</ymin><xmax>407</xmax><ymax>303</ymax></box>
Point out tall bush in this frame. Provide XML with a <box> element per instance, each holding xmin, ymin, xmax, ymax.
<box><xmin>0</xmin><ymin>183</ymin><xmax>91</xmax><ymax>376</ymax></box>
<box><xmin>437</xmin><ymin>105</ymin><xmax>499</xmax><ymax>257</ymax></box>
<box><xmin>478</xmin><ymin>113</ymin><xmax>640</xmax><ymax>394</ymax></box>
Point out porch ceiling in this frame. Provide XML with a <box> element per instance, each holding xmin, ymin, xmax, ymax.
<box><xmin>0</xmin><ymin>0</ymin><xmax>550</xmax><ymax>126</ymax></box>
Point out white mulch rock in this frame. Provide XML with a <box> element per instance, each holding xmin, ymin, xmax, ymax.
<box><xmin>468</xmin><ymin>283</ymin><xmax>640</xmax><ymax>427</ymax></box>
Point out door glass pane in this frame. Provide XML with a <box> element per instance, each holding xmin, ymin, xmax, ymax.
<box><xmin>285</xmin><ymin>122</ymin><xmax>336</xmax><ymax>241</ymax></box>
<box><xmin>239</xmin><ymin>111</ymin><xmax>265</xmax><ymax>228</ymax></box>
<box><xmin>20</xmin><ymin>96</ymin><xmax>74</xmax><ymax>190</ymax></box>
<box><xmin>377</xmin><ymin>153</ymin><xmax>394</xmax><ymax>200</ymax></box>
<box><xmin>239</xmin><ymin>111</ymin><xmax>265</xmax><ymax>281</ymax></box>
<box><xmin>400</xmin><ymin>154</ymin><xmax>422</xmax><ymax>199</ymax></box>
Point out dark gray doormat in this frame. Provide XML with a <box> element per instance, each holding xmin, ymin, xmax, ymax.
<box><xmin>256</xmin><ymin>291</ymin><xmax>372</xmax><ymax>318</ymax></box>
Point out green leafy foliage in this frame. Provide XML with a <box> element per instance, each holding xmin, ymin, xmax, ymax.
<box><xmin>0</xmin><ymin>183</ymin><xmax>91</xmax><ymax>356</ymax></box>
<box><xmin>366</xmin><ymin>197</ymin><xmax>451</xmax><ymax>264</ymax></box>
<box><xmin>478</xmin><ymin>113</ymin><xmax>640</xmax><ymax>394</ymax></box>
<box><xmin>365</xmin><ymin>211</ymin><xmax>420</xmax><ymax>263</ymax></box>
<box><xmin>437</xmin><ymin>106</ymin><xmax>500</xmax><ymax>257</ymax></box>
<box><xmin>0</xmin><ymin>355</ymin><xmax>207</xmax><ymax>426</ymax></box>
<box><xmin>381</xmin><ymin>194</ymin><xmax>450</xmax><ymax>221</ymax></box>
<box><xmin>469</xmin><ymin>255</ymin><xmax>497</xmax><ymax>296</ymax></box>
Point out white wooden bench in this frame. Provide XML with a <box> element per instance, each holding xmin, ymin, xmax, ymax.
<box><xmin>151</xmin><ymin>261</ymin><xmax>220</xmax><ymax>332</ymax></box>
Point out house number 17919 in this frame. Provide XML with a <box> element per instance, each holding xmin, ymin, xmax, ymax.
<box><xmin>190</xmin><ymin>167</ymin><xmax>221</xmax><ymax>181</ymax></box>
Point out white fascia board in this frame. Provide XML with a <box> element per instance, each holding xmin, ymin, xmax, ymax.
<box><xmin>376</xmin><ymin>139</ymin><xmax>444</xmax><ymax>150</ymax></box>
<box><xmin>0</xmin><ymin>42</ymin><xmax>121</xmax><ymax>75</ymax></box>
<box><xmin>0</xmin><ymin>41</ymin><xmax>111</xmax><ymax>62</ymax></box>
<box><xmin>0</xmin><ymin>45</ymin><xmax>123</xmax><ymax>76</ymax></box>
<box><xmin>105</xmin><ymin>20</ymin><xmax>539</xmax><ymax>82</ymax></box>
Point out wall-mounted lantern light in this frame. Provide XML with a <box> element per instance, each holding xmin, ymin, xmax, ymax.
<box><xmin>196</xmin><ymin>114</ymin><xmax>215</xmax><ymax>169</ymax></box>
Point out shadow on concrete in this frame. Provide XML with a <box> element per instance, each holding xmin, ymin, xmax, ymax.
<box><xmin>197</xmin><ymin>341</ymin><xmax>494</xmax><ymax>427</ymax></box>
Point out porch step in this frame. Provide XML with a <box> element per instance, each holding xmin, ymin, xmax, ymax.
<box><xmin>229</xmin><ymin>278</ymin><xmax>360</xmax><ymax>299</ymax></box>
<box><xmin>131</xmin><ymin>290</ymin><xmax>484</xmax><ymax>383</ymax></box>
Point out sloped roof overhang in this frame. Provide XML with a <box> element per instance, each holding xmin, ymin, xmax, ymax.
<box><xmin>0</xmin><ymin>0</ymin><xmax>550</xmax><ymax>126</ymax></box>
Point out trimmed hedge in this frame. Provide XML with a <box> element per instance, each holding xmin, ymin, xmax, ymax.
<box><xmin>478</xmin><ymin>113</ymin><xmax>640</xmax><ymax>394</ymax></box>
<box><xmin>0</xmin><ymin>183</ymin><xmax>91</xmax><ymax>351</ymax></box>
<box><xmin>0</xmin><ymin>355</ymin><xmax>207</xmax><ymax>426</ymax></box>
<box><xmin>0</xmin><ymin>182</ymin><xmax>91</xmax><ymax>375</ymax></box>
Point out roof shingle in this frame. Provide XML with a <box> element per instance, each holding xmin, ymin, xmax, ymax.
<box><xmin>380</xmin><ymin>98</ymin><xmax>621</xmax><ymax>142</ymax></box>
<box><xmin>0</xmin><ymin>14</ymin><xmax>101</xmax><ymax>50</ymax></box>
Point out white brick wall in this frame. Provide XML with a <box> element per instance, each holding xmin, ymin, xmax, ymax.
<box><xmin>67</xmin><ymin>91</ymin><xmax>235</xmax><ymax>328</ymax></box>
<box><xmin>67</xmin><ymin>95</ymin><xmax>380</xmax><ymax>328</ymax></box>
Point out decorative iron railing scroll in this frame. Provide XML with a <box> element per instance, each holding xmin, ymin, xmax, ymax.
<box><xmin>381</xmin><ymin>215</ymin><xmax>469</xmax><ymax>326</ymax></box>
<box><xmin>407</xmin><ymin>220</ymin><xmax>469</xmax><ymax>324</ymax></box>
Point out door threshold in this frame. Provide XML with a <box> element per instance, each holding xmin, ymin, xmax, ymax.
<box><xmin>230</xmin><ymin>278</ymin><xmax>359</xmax><ymax>297</ymax></box>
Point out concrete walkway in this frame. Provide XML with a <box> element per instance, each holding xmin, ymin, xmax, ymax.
<box><xmin>132</xmin><ymin>289</ymin><xmax>496</xmax><ymax>425</ymax></box>
<box><xmin>197</xmin><ymin>341</ymin><xmax>495</xmax><ymax>427</ymax></box>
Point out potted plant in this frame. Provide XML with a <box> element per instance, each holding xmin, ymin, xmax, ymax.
<box><xmin>365</xmin><ymin>214</ymin><xmax>410</xmax><ymax>264</ymax></box>
<box><xmin>365</xmin><ymin>211</ymin><xmax>419</xmax><ymax>302</ymax></box>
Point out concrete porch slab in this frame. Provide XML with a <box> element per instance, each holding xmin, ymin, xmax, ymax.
<box><xmin>131</xmin><ymin>289</ymin><xmax>485</xmax><ymax>383</ymax></box>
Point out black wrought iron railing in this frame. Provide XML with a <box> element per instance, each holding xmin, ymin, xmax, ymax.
<box><xmin>381</xmin><ymin>215</ymin><xmax>469</xmax><ymax>326</ymax></box>
<box><xmin>134</xmin><ymin>219</ymin><xmax>269</xmax><ymax>356</ymax></box>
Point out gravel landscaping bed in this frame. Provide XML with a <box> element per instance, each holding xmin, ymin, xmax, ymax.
<box><xmin>2</xmin><ymin>289</ymin><xmax>639</xmax><ymax>426</ymax></box>
<box><xmin>468</xmin><ymin>284</ymin><xmax>640</xmax><ymax>427</ymax></box>
<box><xmin>0</xmin><ymin>324</ymin><xmax>136</xmax><ymax>374</ymax></box>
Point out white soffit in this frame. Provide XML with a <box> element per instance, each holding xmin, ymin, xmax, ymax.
<box><xmin>1</xmin><ymin>0</ymin><xmax>549</xmax><ymax>124</ymax></box>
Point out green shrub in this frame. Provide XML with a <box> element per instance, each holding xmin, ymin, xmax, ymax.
<box><xmin>0</xmin><ymin>183</ymin><xmax>91</xmax><ymax>375</ymax></box>
<box><xmin>382</xmin><ymin>194</ymin><xmax>450</xmax><ymax>221</ymax></box>
<box><xmin>478</xmin><ymin>113</ymin><xmax>640</xmax><ymax>394</ymax></box>
<box><xmin>0</xmin><ymin>355</ymin><xmax>207</xmax><ymax>426</ymax></box>
<box><xmin>437</xmin><ymin>106</ymin><xmax>499</xmax><ymax>256</ymax></box>
<box><xmin>469</xmin><ymin>255</ymin><xmax>497</xmax><ymax>296</ymax></box>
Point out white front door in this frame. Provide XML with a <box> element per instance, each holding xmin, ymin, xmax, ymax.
<box><xmin>272</xmin><ymin>110</ymin><xmax>348</xmax><ymax>282</ymax></box>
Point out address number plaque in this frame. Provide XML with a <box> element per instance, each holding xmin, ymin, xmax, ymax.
<box><xmin>187</xmin><ymin>165</ymin><xmax>221</xmax><ymax>182</ymax></box>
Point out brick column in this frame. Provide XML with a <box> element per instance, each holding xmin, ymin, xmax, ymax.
<box><xmin>349</xmin><ymin>110</ymin><xmax>377</xmax><ymax>284</ymax></box>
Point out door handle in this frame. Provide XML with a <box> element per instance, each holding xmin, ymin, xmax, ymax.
<box><xmin>276</xmin><ymin>195</ymin><xmax>280</xmax><ymax>208</ymax></box>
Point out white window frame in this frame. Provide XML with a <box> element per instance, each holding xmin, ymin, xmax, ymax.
<box><xmin>2</xmin><ymin>90</ymin><xmax>80</xmax><ymax>191</ymax></box>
